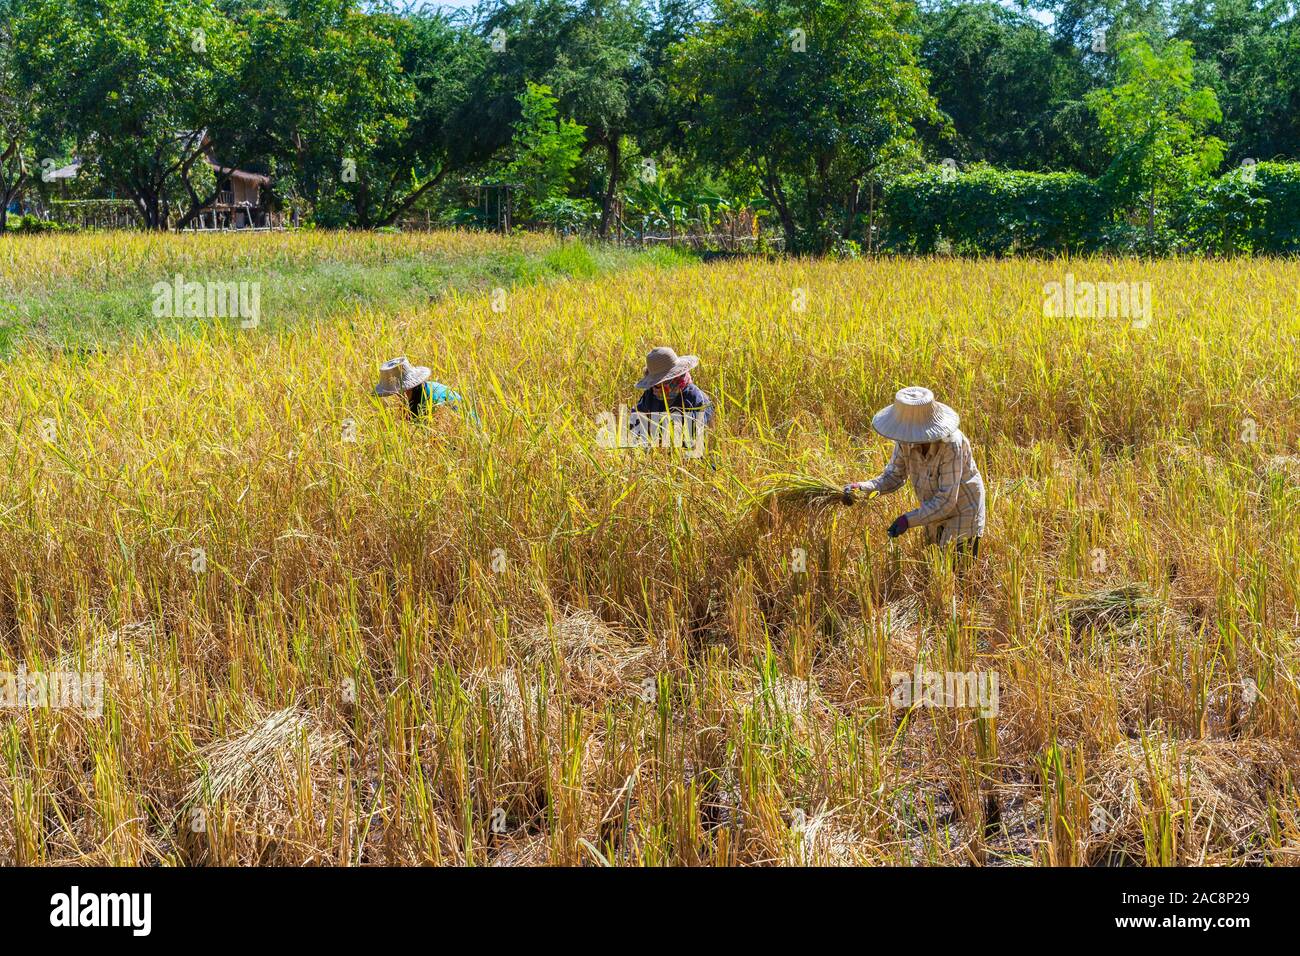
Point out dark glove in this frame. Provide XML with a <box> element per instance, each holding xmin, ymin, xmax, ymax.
<box><xmin>887</xmin><ymin>514</ymin><xmax>910</xmax><ymax>538</ymax></box>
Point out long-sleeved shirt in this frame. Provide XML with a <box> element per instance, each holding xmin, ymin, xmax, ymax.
<box><xmin>634</xmin><ymin>383</ymin><xmax>714</xmax><ymax>427</ymax></box>
<box><xmin>621</xmin><ymin>384</ymin><xmax>712</xmax><ymax>458</ymax></box>
<box><xmin>857</xmin><ymin>430</ymin><xmax>986</xmax><ymax>544</ymax></box>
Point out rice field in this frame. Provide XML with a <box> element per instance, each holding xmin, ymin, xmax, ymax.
<box><xmin>1</xmin><ymin>231</ymin><xmax>1298</xmax><ymax>865</ymax></box>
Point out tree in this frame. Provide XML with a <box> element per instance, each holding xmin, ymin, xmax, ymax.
<box><xmin>502</xmin><ymin>81</ymin><xmax>587</xmax><ymax>219</ymax></box>
<box><xmin>1086</xmin><ymin>33</ymin><xmax>1224</xmax><ymax>249</ymax></box>
<box><xmin>1171</xmin><ymin>0</ymin><xmax>1300</xmax><ymax>164</ymax></box>
<box><xmin>1029</xmin><ymin>0</ymin><xmax>1172</xmax><ymax>55</ymax></box>
<box><xmin>16</xmin><ymin>0</ymin><xmax>238</xmax><ymax>230</ymax></box>
<box><xmin>0</xmin><ymin>0</ymin><xmax>34</xmax><ymax>231</ymax></box>
<box><xmin>475</xmin><ymin>0</ymin><xmax>658</xmax><ymax>237</ymax></box>
<box><xmin>216</xmin><ymin>0</ymin><xmax>414</xmax><ymax>228</ymax></box>
<box><xmin>362</xmin><ymin>9</ymin><xmax>495</xmax><ymax>227</ymax></box>
<box><xmin>538</xmin><ymin>0</ymin><xmax>643</xmax><ymax>237</ymax></box>
<box><xmin>918</xmin><ymin>2</ymin><xmax>1104</xmax><ymax>174</ymax></box>
<box><xmin>299</xmin><ymin>4</ymin><xmax>492</xmax><ymax>228</ymax></box>
<box><xmin>674</xmin><ymin>0</ymin><xmax>943</xmax><ymax>252</ymax></box>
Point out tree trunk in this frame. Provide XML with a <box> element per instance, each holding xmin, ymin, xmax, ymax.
<box><xmin>760</xmin><ymin>166</ymin><xmax>797</xmax><ymax>253</ymax></box>
<box><xmin>814</xmin><ymin>159</ymin><xmax>834</xmax><ymax>252</ymax></box>
<box><xmin>843</xmin><ymin>181</ymin><xmax>860</xmax><ymax>246</ymax></box>
<box><xmin>137</xmin><ymin>190</ymin><xmax>167</xmax><ymax>231</ymax></box>
<box><xmin>1147</xmin><ymin>183</ymin><xmax>1156</xmax><ymax>255</ymax></box>
<box><xmin>375</xmin><ymin>169</ymin><xmax>449</xmax><ymax>228</ymax></box>
<box><xmin>176</xmin><ymin>146</ymin><xmax>245</xmax><ymax>232</ymax></box>
<box><xmin>599</xmin><ymin>137</ymin><xmax>621</xmax><ymax>239</ymax></box>
<box><xmin>775</xmin><ymin>203</ymin><xmax>797</xmax><ymax>252</ymax></box>
<box><xmin>356</xmin><ymin>179</ymin><xmax>371</xmax><ymax>229</ymax></box>
<box><xmin>0</xmin><ymin>139</ymin><xmax>20</xmax><ymax>232</ymax></box>
<box><xmin>771</xmin><ymin>191</ymin><xmax>797</xmax><ymax>253</ymax></box>
<box><xmin>867</xmin><ymin>178</ymin><xmax>876</xmax><ymax>255</ymax></box>
<box><xmin>177</xmin><ymin>174</ymin><xmax>231</xmax><ymax>233</ymax></box>
<box><xmin>0</xmin><ymin>179</ymin><xmax>16</xmax><ymax>232</ymax></box>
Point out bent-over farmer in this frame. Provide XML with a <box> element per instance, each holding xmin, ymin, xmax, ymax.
<box><xmin>845</xmin><ymin>386</ymin><xmax>986</xmax><ymax>555</ymax></box>
<box><xmin>633</xmin><ymin>346</ymin><xmax>714</xmax><ymax>427</ymax></box>
<box><xmin>629</xmin><ymin>346</ymin><xmax>715</xmax><ymax>455</ymax></box>
<box><xmin>374</xmin><ymin>356</ymin><xmax>464</xmax><ymax>420</ymax></box>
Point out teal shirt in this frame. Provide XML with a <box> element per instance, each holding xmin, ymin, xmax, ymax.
<box><xmin>408</xmin><ymin>380</ymin><xmax>462</xmax><ymax>417</ymax></box>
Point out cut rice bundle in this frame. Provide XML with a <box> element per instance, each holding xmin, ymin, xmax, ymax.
<box><xmin>1057</xmin><ymin>582</ymin><xmax>1160</xmax><ymax>638</ymax></box>
<box><xmin>753</xmin><ymin>473</ymin><xmax>876</xmax><ymax>516</ymax></box>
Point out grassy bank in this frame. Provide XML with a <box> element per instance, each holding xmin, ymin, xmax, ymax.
<box><xmin>0</xmin><ymin>229</ymin><xmax>691</xmax><ymax>350</ymax></box>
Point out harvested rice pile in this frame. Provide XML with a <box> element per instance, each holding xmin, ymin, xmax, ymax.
<box><xmin>183</xmin><ymin>708</ymin><xmax>346</xmax><ymax>865</ymax></box>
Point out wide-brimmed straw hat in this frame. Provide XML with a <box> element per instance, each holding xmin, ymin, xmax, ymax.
<box><xmin>871</xmin><ymin>386</ymin><xmax>960</xmax><ymax>443</ymax></box>
<box><xmin>374</xmin><ymin>356</ymin><xmax>431</xmax><ymax>396</ymax></box>
<box><xmin>635</xmin><ymin>346</ymin><xmax>698</xmax><ymax>390</ymax></box>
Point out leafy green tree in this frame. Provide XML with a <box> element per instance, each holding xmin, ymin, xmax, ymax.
<box><xmin>15</xmin><ymin>0</ymin><xmax>237</xmax><ymax>230</ymax></box>
<box><xmin>184</xmin><ymin>0</ymin><xmax>493</xmax><ymax>229</ymax></box>
<box><xmin>502</xmin><ymin>81</ymin><xmax>587</xmax><ymax>219</ymax></box>
<box><xmin>1030</xmin><ymin>0</ymin><xmax>1171</xmax><ymax>57</ymax></box>
<box><xmin>918</xmin><ymin>2</ymin><xmax>1104</xmax><ymax>174</ymax></box>
<box><xmin>476</xmin><ymin>0</ymin><xmax>683</xmax><ymax>237</ymax></box>
<box><xmin>0</xmin><ymin>0</ymin><xmax>34</xmax><ymax>231</ymax></box>
<box><xmin>217</xmin><ymin>0</ymin><xmax>413</xmax><ymax>227</ymax></box>
<box><xmin>625</xmin><ymin>0</ymin><xmax>705</xmax><ymax>196</ymax></box>
<box><xmin>674</xmin><ymin>0</ymin><xmax>942</xmax><ymax>252</ymax></box>
<box><xmin>1171</xmin><ymin>0</ymin><xmax>1300</xmax><ymax>164</ymax></box>
<box><xmin>469</xmin><ymin>0</ymin><xmax>584</xmax><ymax>178</ymax></box>
<box><xmin>343</xmin><ymin>7</ymin><xmax>494</xmax><ymax>227</ymax></box>
<box><xmin>1086</xmin><ymin>33</ymin><xmax>1224</xmax><ymax>249</ymax></box>
<box><xmin>547</xmin><ymin>0</ymin><xmax>646</xmax><ymax>236</ymax></box>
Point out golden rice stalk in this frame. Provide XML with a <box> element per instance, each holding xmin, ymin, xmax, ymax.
<box><xmin>754</xmin><ymin>473</ymin><xmax>858</xmax><ymax>510</ymax></box>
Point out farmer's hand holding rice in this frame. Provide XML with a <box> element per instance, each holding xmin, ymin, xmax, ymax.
<box><xmin>846</xmin><ymin>386</ymin><xmax>986</xmax><ymax>556</ymax></box>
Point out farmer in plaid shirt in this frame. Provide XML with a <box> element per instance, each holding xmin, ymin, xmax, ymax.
<box><xmin>845</xmin><ymin>386</ymin><xmax>986</xmax><ymax>554</ymax></box>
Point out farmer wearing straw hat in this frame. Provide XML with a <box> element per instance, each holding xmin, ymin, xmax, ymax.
<box><xmin>632</xmin><ymin>346</ymin><xmax>715</xmax><ymax>441</ymax></box>
<box><xmin>374</xmin><ymin>357</ymin><xmax>464</xmax><ymax>420</ymax></box>
<box><xmin>845</xmin><ymin>386</ymin><xmax>986</xmax><ymax>553</ymax></box>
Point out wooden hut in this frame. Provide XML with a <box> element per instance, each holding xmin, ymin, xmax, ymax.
<box><xmin>196</xmin><ymin>161</ymin><xmax>274</xmax><ymax>229</ymax></box>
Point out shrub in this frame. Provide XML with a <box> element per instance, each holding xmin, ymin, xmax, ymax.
<box><xmin>3</xmin><ymin>214</ymin><xmax>78</xmax><ymax>234</ymax></box>
<box><xmin>882</xmin><ymin>166</ymin><xmax>1112</xmax><ymax>255</ymax></box>
<box><xmin>532</xmin><ymin>196</ymin><xmax>599</xmax><ymax>233</ymax></box>
<box><xmin>882</xmin><ymin>161</ymin><xmax>1300</xmax><ymax>256</ymax></box>
<box><xmin>1175</xmin><ymin>161</ymin><xmax>1300</xmax><ymax>255</ymax></box>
